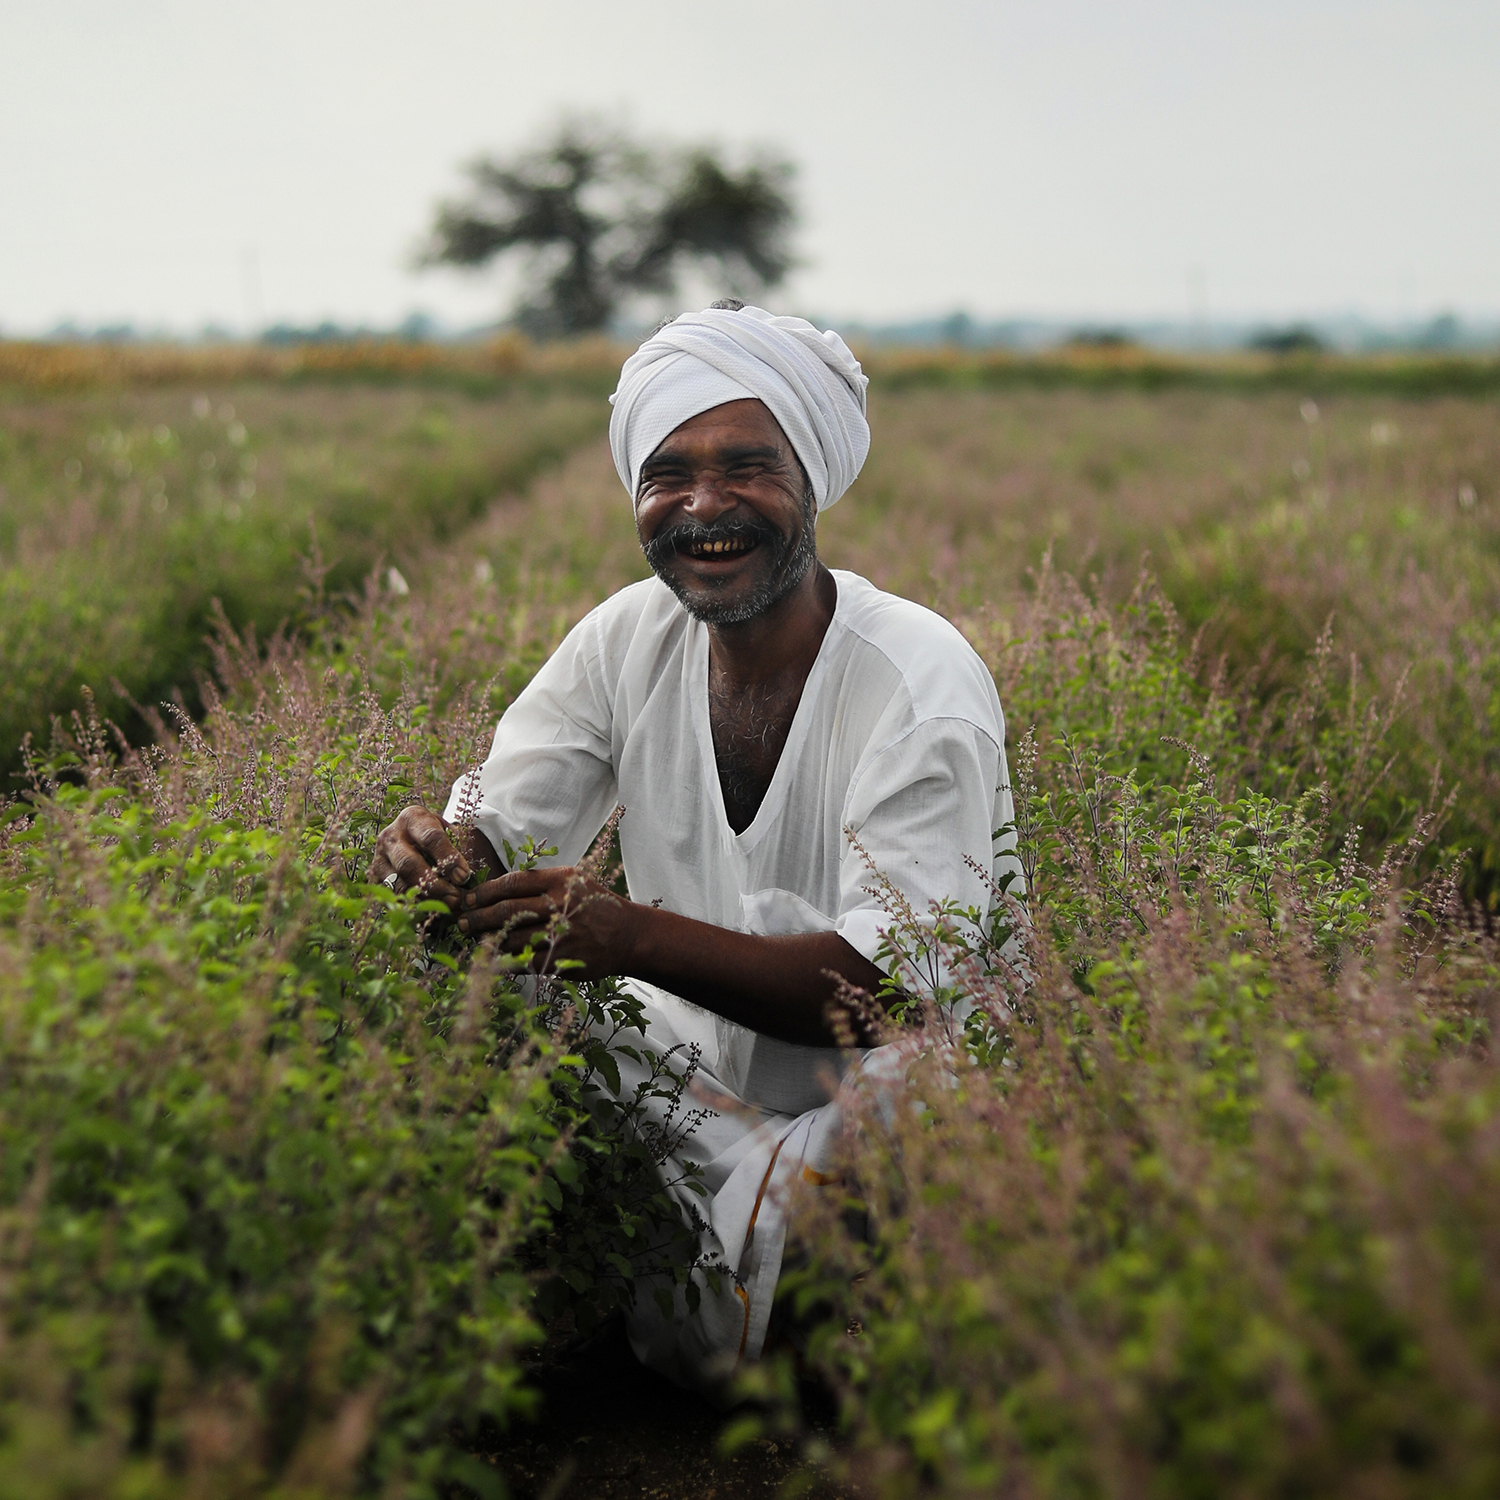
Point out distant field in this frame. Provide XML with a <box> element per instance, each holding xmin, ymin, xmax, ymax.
<box><xmin>0</xmin><ymin>379</ymin><xmax>608</xmax><ymax>768</ymax></box>
<box><xmin>2</xmin><ymin>348</ymin><xmax>1496</xmax><ymax>898</ymax></box>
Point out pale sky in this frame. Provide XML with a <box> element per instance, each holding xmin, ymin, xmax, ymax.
<box><xmin>3</xmin><ymin>0</ymin><xmax>1497</xmax><ymax>334</ymax></box>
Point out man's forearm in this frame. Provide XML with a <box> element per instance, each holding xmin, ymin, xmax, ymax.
<box><xmin>438</xmin><ymin>826</ymin><xmax>889</xmax><ymax>1045</ymax></box>
<box><xmin>621</xmin><ymin>904</ymin><xmax>887</xmax><ymax>1047</ymax></box>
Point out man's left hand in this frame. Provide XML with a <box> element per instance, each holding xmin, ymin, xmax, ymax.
<box><xmin>457</xmin><ymin>863</ymin><xmax>890</xmax><ymax>1046</ymax></box>
<box><xmin>456</xmin><ymin>866</ymin><xmax>633</xmax><ymax>979</ymax></box>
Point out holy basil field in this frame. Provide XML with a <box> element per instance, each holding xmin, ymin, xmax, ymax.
<box><xmin>1</xmin><ymin>346</ymin><xmax>1498</xmax><ymax>1498</ymax></box>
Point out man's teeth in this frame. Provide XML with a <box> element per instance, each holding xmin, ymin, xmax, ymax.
<box><xmin>689</xmin><ymin>539</ymin><xmax>754</xmax><ymax>556</ymax></box>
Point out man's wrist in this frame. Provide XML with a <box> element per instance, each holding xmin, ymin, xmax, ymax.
<box><xmin>615</xmin><ymin>896</ymin><xmax>662</xmax><ymax>978</ymax></box>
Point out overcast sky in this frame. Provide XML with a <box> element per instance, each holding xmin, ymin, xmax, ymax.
<box><xmin>3</xmin><ymin>0</ymin><xmax>1496</xmax><ymax>334</ymax></box>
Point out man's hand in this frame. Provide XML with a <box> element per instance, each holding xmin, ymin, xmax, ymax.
<box><xmin>369</xmin><ymin>805</ymin><xmax>474</xmax><ymax>910</ymax></box>
<box><xmin>373</xmin><ymin>811</ymin><xmax>889</xmax><ymax>1046</ymax></box>
<box><xmin>457</xmin><ymin>866</ymin><xmax>633</xmax><ymax>980</ymax></box>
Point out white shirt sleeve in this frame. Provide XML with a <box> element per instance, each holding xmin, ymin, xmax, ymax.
<box><xmin>835</xmin><ymin>716</ymin><xmax>1003</xmax><ymax>986</ymax></box>
<box><xmin>442</xmin><ymin>609</ymin><xmax>619</xmax><ymax>869</ymax></box>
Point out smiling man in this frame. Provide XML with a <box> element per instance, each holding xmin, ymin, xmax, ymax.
<box><xmin>372</xmin><ymin>302</ymin><xmax>1015</xmax><ymax>1387</ymax></box>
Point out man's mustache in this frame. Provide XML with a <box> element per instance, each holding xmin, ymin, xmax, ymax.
<box><xmin>641</xmin><ymin>515</ymin><xmax>783</xmax><ymax>570</ymax></box>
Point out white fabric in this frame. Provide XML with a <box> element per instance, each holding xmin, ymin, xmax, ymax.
<box><xmin>445</xmin><ymin>570</ymin><xmax>1016</xmax><ymax>1383</ymax></box>
<box><xmin>600</xmin><ymin>979</ymin><xmax>910</xmax><ymax>1390</ymax></box>
<box><xmin>608</xmin><ymin>305</ymin><xmax>871</xmax><ymax>511</ymax></box>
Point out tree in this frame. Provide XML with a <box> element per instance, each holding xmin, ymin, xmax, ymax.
<box><xmin>1247</xmin><ymin>324</ymin><xmax>1325</xmax><ymax>355</ymax></box>
<box><xmin>422</xmin><ymin>123</ymin><xmax>797</xmax><ymax>337</ymax></box>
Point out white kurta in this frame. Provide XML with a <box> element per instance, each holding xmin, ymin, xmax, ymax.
<box><xmin>446</xmin><ymin>569</ymin><xmax>1014</xmax><ymax>1384</ymax></box>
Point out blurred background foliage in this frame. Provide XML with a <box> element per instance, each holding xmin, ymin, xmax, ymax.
<box><xmin>421</xmin><ymin>121</ymin><xmax>797</xmax><ymax>336</ymax></box>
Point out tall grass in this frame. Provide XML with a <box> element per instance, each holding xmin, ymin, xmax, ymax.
<box><xmin>748</xmin><ymin>566</ymin><xmax>1495</xmax><ymax>1499</ymax></box>
<box><xmin>0</xmin><ymin>381</ymin><xmax>608</xmax><ymax>779</ymax></box>
<box><xmin>2</xmin><ymin>534</ymin><xmax>1492</xmax><ymax>1496</ymax></box>
<box><xmin>0</xmin><ymin>581</ymin><xmax>706</xmax><ymax>1497</ymax></box>
<box><xmin>2</xmin><ymin>362</ymin><xmax>1497</xmax><ymax>1495</ymax></box>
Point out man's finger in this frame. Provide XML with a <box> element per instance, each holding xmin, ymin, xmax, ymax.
<box><xmin>381</xmin><ymin>846</ymin><xmax>462</xmax><ymax>900</ymax></box>
<box><xmin>370</xmin><ymin>848</ymin><xmax>463</xmax><ymax>906</ymax></box>
<box><xmin>389</xmin><ymin>842</ymin><xmax>465</xmax><ymax>908</ymax></box>
<box><xmin>412</xmin><ymin>819</ymin><xmax>471</xmax><ymax>885</ymax></box>
<box><xmin>414</xmin><ymin>874</ymin><xmax>466</xmax><ymax>908</ymax></box>
<box><xmin>463</xmin><ymin>869</ymin><xmax>555</xmax><ymax>909</ymax></box>
<box><xmin>458</xmin><ymin>898</ymin><xmax>552</xmax><ymax>937</ymax></box>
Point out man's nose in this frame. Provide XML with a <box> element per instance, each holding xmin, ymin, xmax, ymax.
<box><xmin>680</xmin><ymin>472</ymin><xmax>736</xmax><ymax>523</ymax></box>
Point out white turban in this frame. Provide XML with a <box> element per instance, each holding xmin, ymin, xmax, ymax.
<box><xmin>608</xmin><ymin>304</ymin><xmax>870</xmax><ymax>513</ymax></box>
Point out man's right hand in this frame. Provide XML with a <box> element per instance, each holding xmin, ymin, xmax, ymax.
<box><xmin>370</xmin><ymin>805</ymin><xmax>474</xmax><ymax>910</ymax></box>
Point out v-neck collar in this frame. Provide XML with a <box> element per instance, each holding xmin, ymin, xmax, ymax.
<box><xmin>687</xmin><ymin>575</ymin><xmax>846</xmax><ymax>857</ymax></box>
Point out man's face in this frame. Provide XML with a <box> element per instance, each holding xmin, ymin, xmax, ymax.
<box><xmin>635</xmin><ymin>399</ymin><xmax>816</xmax><ymax>627</ymax></box>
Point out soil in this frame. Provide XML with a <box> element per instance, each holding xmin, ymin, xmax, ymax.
<box><xmin>473</xmin><ymin>1318</ymin><xmax>866</xmax><ymax>1500</ymax></box>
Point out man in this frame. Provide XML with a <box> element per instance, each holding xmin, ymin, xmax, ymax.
<box><xmin>372</xmin><ymin>301</ymin><xmax>1015</xmax><ymax>1387</ymax></box>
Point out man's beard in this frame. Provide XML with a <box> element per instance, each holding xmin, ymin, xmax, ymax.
<box><xmin>641</xmin><ymin>493</ymin><xmax>817</xmax><ymax>627</ymax></box>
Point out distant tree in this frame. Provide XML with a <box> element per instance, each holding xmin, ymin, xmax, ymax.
<box><xmin>422</xmin><ymin>123</ymin><xmax>797</xmax><ymax>337</ymax></box>
<box><xmin>1248</xmin><ymin>325</ymin><xmax>1325</xmax><ymax>355</ymax></box>
<box><xmin>940</xmin><ymin>311</ymin><xmax>976</xmax><ymax>347</ymax></box>
<box><xmin>1066</xmin><ymin>327</ymin><xmax>1136</xmax><ymax>350</ymax></box>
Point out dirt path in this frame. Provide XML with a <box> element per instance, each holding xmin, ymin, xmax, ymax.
<box><xmin>476</xmin><ymin>1320</ymin><xmax>864</xmax><ymax>1500</ymax></box>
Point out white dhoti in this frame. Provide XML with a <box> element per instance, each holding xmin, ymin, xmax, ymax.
<box><xmin>605</xmin><ymin>980</ymin><xmax>880</xmax><ymax>1389</ymax></box>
